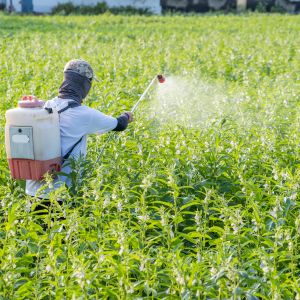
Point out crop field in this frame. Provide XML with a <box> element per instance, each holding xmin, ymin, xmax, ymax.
<box><xmin>1</xmin><ymin>13</ymin><xmax>300</xmax><ymax>299</ymax></box>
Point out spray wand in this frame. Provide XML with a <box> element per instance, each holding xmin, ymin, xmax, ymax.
<box><xmin>95</xmin><ymin>74</ymin><xmax>166</xmax><ymax>163</ymax></box>
<box><xmin>131</xmin><ymin>74</ymin><xmax>165</xmax><ymax>112</ymax></box>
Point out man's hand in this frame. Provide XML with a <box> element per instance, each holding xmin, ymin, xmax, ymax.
<box><xmin>113</xmin><ymin>112</ymin><xmax>133</xmax><ymax>131</ymax></box>
<box><xmin>124</xmin><ymin>112</ymin><xmax>134</xmax><ymax>123</ymax></box>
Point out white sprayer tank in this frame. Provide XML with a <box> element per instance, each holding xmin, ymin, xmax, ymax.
<box><xmin>5</xmin><ymin>96</ymin><xmax>62</xmax><ymax>180</ymax></box>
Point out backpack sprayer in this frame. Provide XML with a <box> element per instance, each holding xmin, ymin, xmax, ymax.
<box><xmin>95</xmin><ymin>74</ymin><xmax>166</xmax><ymax>163</ymax></box>
<box><xmin>5</xmin><ymin>96</ymin><xmax>62</xmax><ymax>180</ymax></box>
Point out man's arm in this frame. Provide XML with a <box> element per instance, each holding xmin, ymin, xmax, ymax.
<box><xmin>86</xmin><ymin>108</ymin><xmax>133</xmax><ymax>135</ymax></box>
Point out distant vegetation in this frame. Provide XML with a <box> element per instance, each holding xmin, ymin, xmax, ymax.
<box><xmin>50</xmin><ymin>0</ymin><xmax>293</xmax><ymax>15</ymax></box>
<box><xmin>0</xmin><ymin>0</ymin><xmax>295</xmax><ymax>14</ymax></box>
<box><xmin>52</xmin><ymin>2</ymin><xmax>152</xmax><ymax>16</ymax></box>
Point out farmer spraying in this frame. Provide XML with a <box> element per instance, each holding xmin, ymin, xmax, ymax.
<box><xmin>5</xmin><ymin>60</ymin><xmax>164</xmax><ymax>204</ymax></box>
<box><xmin>24</xmin><ymin>59</ymin><xmax>133</xmax><ymax>199</ymax></box>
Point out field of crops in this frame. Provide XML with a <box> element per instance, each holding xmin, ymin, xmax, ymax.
<box><xmin>0</xmin><ymin>13</ymin><xmax>300</xmax><ymax>299</ymax></box>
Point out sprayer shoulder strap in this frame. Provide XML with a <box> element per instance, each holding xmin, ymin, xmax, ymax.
<box><xmin>56</xmin><ymin>101</ymin><xmax>83</xmax><ymax>162</ymax></box>
<box><xmin>63</xmin><ymin>137</ymin><xmax>83</xmax><ymax>161</ymax></box>
<box><xmin>57</xmin><ymin>101</ymin><xmax>81</xmax><ymax>114</ymax></box>
<box><xmin>44</xmin><ymin>101</ymin><xmax>80</xmax><ymax>114</ymax></box>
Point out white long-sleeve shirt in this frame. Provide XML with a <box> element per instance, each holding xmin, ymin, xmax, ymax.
<box><xmin>26</xmin><ymin>97</ymin><xmax>118</xmax><ymax>198</ymax></box>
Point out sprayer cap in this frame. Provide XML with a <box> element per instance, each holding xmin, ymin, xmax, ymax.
<box><xmin>19</xmin><ymin>95</ymin><xmax>44</xmax><ymax>108</ymax></box>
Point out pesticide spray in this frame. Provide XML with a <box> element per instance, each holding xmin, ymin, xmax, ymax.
<box><xmin>149</xmin><ymin>76</ymin><xmax>241</xmax><ymax>128</ymax></box>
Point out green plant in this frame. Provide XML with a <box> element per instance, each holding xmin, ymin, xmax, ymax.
<box><xmin>51</xmin><ymin>2</ymin><xmax>77</xmax><ymax>15</ymax></box>
<box><xmin>0</xmin><ymin>13</ymin><xmax>300</xmax><ymax>299</ymax></box>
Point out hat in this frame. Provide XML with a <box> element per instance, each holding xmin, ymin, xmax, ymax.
<box><xmin>64</xmin><ymin>59</ymin><xmax>99</xmax><ymax>82</ymax></box>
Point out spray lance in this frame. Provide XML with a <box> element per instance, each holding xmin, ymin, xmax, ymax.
<box><xmin>131</xmin><ymin>74</ymin><xmax>165</xmax><ymax>112</ymax></box>
<box><xmin>95</xmin><ymin>74</ymin><xmax>166</xmax><ymax>163</ymax></box>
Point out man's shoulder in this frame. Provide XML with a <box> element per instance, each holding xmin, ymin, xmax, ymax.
<box><xmin>79</xmin><ymin>105</ymin><xmax>105</xmax><ymax>117</ymax></box>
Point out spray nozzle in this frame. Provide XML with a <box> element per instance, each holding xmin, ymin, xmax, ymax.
<box><xmin>157</xmin><ymin>74</ymin><xmax>166</xmax><ymax>83</ymax></box>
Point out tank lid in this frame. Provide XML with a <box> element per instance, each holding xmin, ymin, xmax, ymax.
<box><xmin>18</xmin><ymin>96</ymin><xmax>44</xmax><ymax>108</ymax></box>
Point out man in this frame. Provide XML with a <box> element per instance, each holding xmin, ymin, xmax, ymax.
<box><xmin>26</xmin><ymin>59</ymin><xmax>133</xmax><ymax>200</ymax></box>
